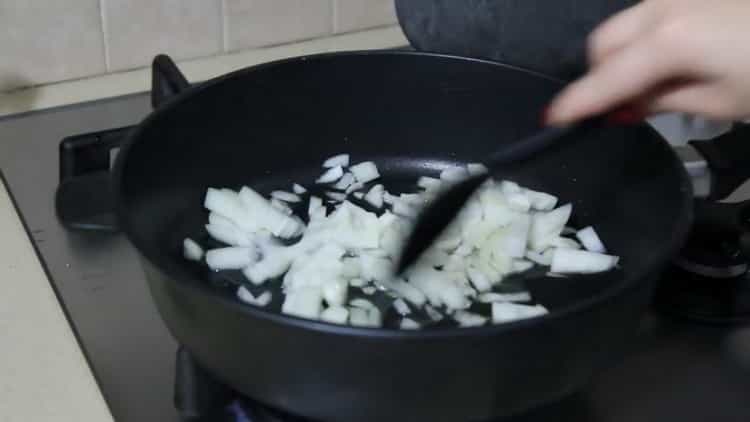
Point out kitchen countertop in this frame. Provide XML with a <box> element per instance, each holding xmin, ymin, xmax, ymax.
<box><xmin>0</xmin><ymin>175</ymin><xmax>113</xmax><ymax>421</ymax></box>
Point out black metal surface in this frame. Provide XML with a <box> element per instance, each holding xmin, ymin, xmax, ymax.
<box><xmin>106</xmin><ymin>51</ymin><xmax>692</xmax><ymax>421</ymax></box>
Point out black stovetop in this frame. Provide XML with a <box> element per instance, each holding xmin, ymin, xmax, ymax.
<box><xmin>1</xmin><ymin>93</ymin><xmax>750</xmax><ymax>421</ymax></box>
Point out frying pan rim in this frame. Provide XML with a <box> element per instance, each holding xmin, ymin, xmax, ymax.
<box><xmin>113</xmin><ymin>50</ymin><xmax>694</xmax><ymax>339</ymax></box>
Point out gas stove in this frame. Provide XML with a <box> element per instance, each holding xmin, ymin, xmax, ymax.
<box><xmin>2</xmin><ymin>91</ymin><xmax>750</xmax><ymax>421</ymax></box>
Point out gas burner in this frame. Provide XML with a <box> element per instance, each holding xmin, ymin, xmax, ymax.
<box><xmin>655</xmin><ymin>230</ymin><xmax>750</xmax><ymax>324</ymax></box>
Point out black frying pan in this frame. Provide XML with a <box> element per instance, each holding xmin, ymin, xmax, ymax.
<box><xmin>55</xmin><ymin>52</ymin><xmax>750</xmax><ymax>421</ymax></box>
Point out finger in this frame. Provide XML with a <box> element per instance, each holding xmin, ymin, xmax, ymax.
<box><xmin>646</xmin><ymin>82</ymin><xmax>741</xmax><ymax>119</ymax></box>
<box><xmin>588</xmin><ymin>1</ymin><xmax>661</xmax><ymax>65</ymax></box>
<box><xmin>545</xmin><ymin>36</ymin><xmax>684</xmax><ymax>125</ymax></box>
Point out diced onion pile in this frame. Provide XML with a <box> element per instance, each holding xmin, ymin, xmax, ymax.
<box><xmin>184</xmin><ymin>154</ymin><xmax>619</xmax><ymax>329</ymax></box>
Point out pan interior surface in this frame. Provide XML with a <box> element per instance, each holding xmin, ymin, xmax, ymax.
<box><xmin>116</xmin><ymin>51</ymin><xmax>692</xmax><ymax>331</ymax></box>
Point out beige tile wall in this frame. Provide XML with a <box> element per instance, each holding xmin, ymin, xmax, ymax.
<box><xmin>0</xmin><ymin>0</ymin><xmax>398</xmax><ymax>93</ymax></box>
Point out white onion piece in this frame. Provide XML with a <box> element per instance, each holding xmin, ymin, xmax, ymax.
<box><xmin>204</xmin><ymin>188</ymin><xmax>258</xmax><ymax>232</ymax></box>
<box><xmin>526</xmin><ymin>249</ymin><xmax>554</xmax><ymax>266</ymax></box>
<box><xmin>271</xmin><ymin>190</ymin><xmax>301</xmax><ymax>203</ymax></box>
<box><xmin>467</xmin><ymin>163</ymin><xmax>489</xmax><ymax>176</ymax></box>
<box><xmin>576</xmin><ymin>226</ymin><xmax>606</xmax><ymax>253</ymax></box>
<box><xmin>550</xmin><ymin>248</ymin><xmax>619</xmax><ymax>274</ymax></box>
<box><xmin>417</xmin><ymin>176</ymin><xmax>441</xmax><ymax>191</ymax></box>
<box><xmin>454</xmin><ymin>311</ymin><xmax>488</xmax><ymax>327</ymax></box>
<box><xmin>466</xmin><ymin>267</ymin><xmax>492</xmax><ymax>292</ymax></box>
<box><xmin>326</xmin><ymin>191</ymin><xmax>347</xmax><ymax>202</ymax></box>
<box><xmin>349</xmin><ymin>161</ymin><xmax>380</xmax><ymax>183</ymax></box>
<box><xmin>499</xmin><ymin>180</ymin><xmax>521</xmax><ymax>195</ymax></box>
<box><xmin>505</xmin><ymin>192</ymin><xmax>531</xmax><ymax>212</ymax></box>
<box><xmin>242</xmin><ymin>251</ymin><xmax>293</xmax><ymax>285</ymax></box>
<box><xmin>308</xmin><ymin>196</ymin><xmax>325</xmax><ymax>220</ymax></box>
<box><xmin>237</xmin><ymin>287</ymin><xmax>272</xmax><ymax>307</ymax></box>
<box><xmin>208</xmin><ymin>212</ymin><xmax>235</xmax><ymax>228</ymax></box>
<box><xmin>393</xmin><ymin>298</ymin><xmax>411</xmax><ymax>315</ymax></box>
<box><xmin>364</xmin><ymin>184</ymin><xmax>385</xmax><ymax>208</ymax></box>
<box><xmin>492</xmin><ymin>302</ymin><xmax>549</xmax><ymax>323</ymax></box>
<box><xmin>353</xmin><ymin>192</ymin><xmax>365</xmax><ymax>199</ymax></box>
<box><xmin>292</xmin><ymin>183</ymin><xmax>307</xmax><ymax>194</ymax></box>
<box><xmin>377</xmin><ymin>278</ymin><xmax>427</xmax><ymax>306</ymax></box>
<box><xmin>478</xmin><ymin>292</ymin><xmax>532</xmax><ymax>303</ymax></box>
<box><xmin>400</xmin><ymin>318</ymin><xmax>421</xmax><ymax>330</ymax></box>
<box><xmin>205</xmin><ymin>223</ymin><xmax>252</xmax><ymax>247</ymax></box>
<box><xmin>238</xmin><ymin>187</ymin><xmax>304</xmax><ymax>238</ymax></box>
<box><xmin>323</xmin><ymin>153</ymin><xmax>349</xmax><ymax>168</ymax></box>
<box><xmin>206</xmin><ymin>247</ymin><xmax>257</xmax><ymax>270</ymax></box>
<box><xmin>183</xmin><ymin>238</ymin><xmax>204</xmax><ymax>261</ymax></box>
<box><xmin>440</xmin><ymin>167</ymin><xmax>469</xmax><ymax>182</ymax></box>
<box><xmin>523</xmin><ymin>189</ymin><xmax>558</xmax><ymax>211</ymax></box>
<box><xmin>362</xmin><ymin>286</ymin><xmax>376</xmax><ymax>295</ymax></box>
<box><xmin>392</xmin><ymin>201</ymin><xmax>418</xmax><ymax>218</ymax></box>
<box><xmin>349</xmin><ymin>278</ymin><xmax>366</xmax><ymax>287</ymax></box>
<box><xmin>348</xmin><ymin>307</ymin><xmax>372</xmax><ymax>327</ymax></box>
<box><xmin>270</xmin><ymin>198</ymin><xmax>293</xmax><ymax>215</ymax></box>
<box><xmin>321</xmin><ymin>306</ymin><xmax>349</xmax><ymax>324</ymax></box>
<box><xmin>316</xmin><ymin>166</ymin><xmax>344</xmax><ymax>184</ymax></box>
<box><xmin>333</xmin><ymin>172</ymin><xmax>355</xmax><ymax>190</ymax></box>
<box><xmin>282</xmin><ymin>286</ymin><xmax>323</xmax><ymax>319</ymax></box>
<box><xmin>529</xmin><ymin>204</ymin><xmax>572</xmax><ymax>251</ymax></box>
<box><xmin>322</xmin><ymin>279</ymin><xmax>348</xmax><ymax>306</ymax></box>
<box><xmin>346</xmin><ymin>182</ymin><xmax>365</xmax><ymax>194</ymax></box>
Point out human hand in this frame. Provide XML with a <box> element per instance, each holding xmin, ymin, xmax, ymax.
<box><xmin>545</xmin><ymin>0</ymin><xmax>750</xmax><ymax>125</ymax></box>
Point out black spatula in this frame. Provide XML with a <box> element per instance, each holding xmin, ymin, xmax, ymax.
<box><xmin>395</xmin><ymin>118</ymin><xmax>604</xmax><ymax>274</ymax></box>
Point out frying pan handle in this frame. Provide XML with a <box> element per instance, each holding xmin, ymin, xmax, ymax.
<box><xmin>151</xmin><ymin>54</ymin><xmax>190</xmax><ymax>109</ymax></box>
<box><xmin>690</xmin><ymin>123</ymin><xmax>750</xmax><ymax>200</ymax></box>
<box><xmin>55</xmin><ymin>126</ymin><xmax>133</xmax><ymax>231</ymax></box>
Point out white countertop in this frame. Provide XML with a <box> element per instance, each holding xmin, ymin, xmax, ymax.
<box><xmin>0</xmin><ymin>178</ymin><xmax>113</xmax><ymax>421</ymax></box>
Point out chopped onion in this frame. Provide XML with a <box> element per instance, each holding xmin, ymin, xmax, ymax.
<box><xmin>346</xmin><ymin>181</ymin><xmax>365</xmax><ymax>194</ymax></box>
<box><xmin>550</xmin><ymin>236</ymin><xmax>581</xmax><ymax>250</ymax></box>
<box><xmin>237</xmin><ymin>287</ymin><xmax>272</xmax><ymax>307</ymax></box>
<box><xmin>377</xmin><ymin>278</ymin><xmax>426</xmax><ymax>307</ymax></box>
<box><xmin>526</xmin><ymin>249</ymin><xmax>554</xmax><ymax>266</ymax></box>
<box><xmin>454</xmin><ymin>311</ymin><xmax>488</xmax><ymax>327</ymax></box>
<box><xmin>512</xmin><ymin>259</ymin><xmax>534</xmax><ymax>273</ymax></box>
<box><xmin>349</xmin><ymin>161</ymin><xmax>380</xmax><ymax>184</ymax></box>
<box><xmin>316</xmin><ymin>166</ymin><xmax>344</xmax><ymax>184</ymax></box>
<box><xmin>333</xmin><ymin>173</ymin><xmax>355</xmax><ymax>190</ymax></box>
<box><xmin>292</xmin><ymin>183</ymin><xmax>307</xmax><ymax>194</ymax></box>
<box><xmin>321</xmin><ymin>306</ymin><xmax>349</xmax><ymax>324</ymax></box>
<box><xmin>529</xmin><ymin>204</ymin><xmax>572</xmax><ymax>251</ymax></box>
<box><xmin>523</xmin><ymin>189</ymin><xmax>558</xmax><ymax>211</ymax></box>
<box><xmin>467</xmin><ymin>163</ymin><xmax>489</xmax><ymax>176</ymax></box>
<box><xmin>550</xmin><ymin>248</ymin><xmax>619</xmax><ymax>274</ymax></box>
<box><xmin>326</xmin><ymin>191</ymin><xmax>347</xmax><ymax>202</ymax></box>
<box><xmin>364</xmin><ymin>184</ymin><xmax>385</xmax><ymax>208</ymax></box>
<box><xmin>576</xmin><ymin>226</ymin><xmax>607</xmax><ymax>253</ymax></box>
<box><xmin>322</xmin><ymin>279</ymin><xmax>348</xmax><ymax>306</ymax></box>
<box><xmin>478</xmin><ymin>292</ymin><xmax>532</xmax><ymax>303</ymax></box>
<box><xmin>242</xmin><ymin>251</ymin><xmax>292</xmax><ymax>285</ymax></box>
<box><xmin>271</xmin><ymin>190</ymin><xmax>301</xmax><ymax>203</ymax></box>
<box><xmin>206</xmin><ymin>247</ymin><xmax>258</xmax><ymax>270</ymax></box>
<box><xmin>393</xmin><ymin>298</ymin><xmax>411</xmax><ymax>315</ymax></box>
<box><xmin>270</xmin><ymin>198</ymin><xmax>293</xmax><ymax>215</ymax></box>
<box><xmin>353</xmin><ymin>192</ymin><xmax>365</xmax><ymax>199</ymax></box>
<box><xmin>400</xmin><ymin>318</ymin><xmax>421</xmax><ymax>330</ymax></box>
<box><xmin>492</xmin><ymin>302</ymin><xmax>549</xmax><ymax>323</ymax></box>
<box><xmin>183</xmin><ymin>238</ymin><xmax>204</xmax><ymax>261</ymax></box>
<box><xmin>204</xmin><ymin>188</ymin><xmax>258</xmax><ymax>232</ymax></box>
<box><xmin>323</xmin><ymin>153</ymin><xmax>349</xmax><ymax>168</ymax></box>
<box><xmin>466</xmin><ymin>267</ymin><xmax>492</xmax><ymax>292</ymax></box>
<box><xmin>282</xmin><ymin>286</ymin><xmax>323</xmax><ymax>319</ymax></box>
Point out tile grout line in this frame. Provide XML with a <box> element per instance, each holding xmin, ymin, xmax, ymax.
<box><xmin>331</xmin><ymin>0</ymin><xmax>339</xmax><ymax>34</ymax></box>
<box><xmin>221</xmin><ymin>0</ymin><xmax>229</xmax><ymax>53</ymax></box>
<box><xmin>98</xmin><ymin>0</ymin><xmax>111</xmax><ymax>71</ymax></box>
